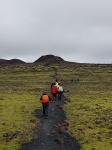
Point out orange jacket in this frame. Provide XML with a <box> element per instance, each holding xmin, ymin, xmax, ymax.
<box><xmin>41</xmin><ymin>95</ymin><xmax>49</xmax><ymax>103</ymax></box>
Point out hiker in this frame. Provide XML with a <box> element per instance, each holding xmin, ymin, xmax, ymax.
<box><xmin>71</xmin><ymin>78</ymin><xmax>74</xmax><ymax>82</ymax></box>
<box><xmin>55</xmin><ymin>79</ymin><xmax>60</xmax><ymax>88</ymax></box>
<box><xmin>51</xmin><ymin>83</ymin><xmax>58</xmax><ymax>101</ymax></box>
<box><xmin>76</xmin><ymin>78</ymin><xmax>80</xmax><ymax>82</ymax></box>
<box><xmin>58</xmin><ymin>83</ymin><xmax>64</xmax><ymax>100</ymax></box>
<box><xmin>71</xmin><ymin>78</ymin><xmax>80</xmax><ymax>83</ymax></box>
<box><xmin>55</xmin><ymin>78</ymin><xmax>58</xmax><ymax>82</ymax></box>
<box><xmin>40</xmin><ymin>91</ymin><xmax>52</xmax><ymax>118</ymax></box>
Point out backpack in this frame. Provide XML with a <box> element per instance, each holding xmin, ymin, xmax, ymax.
<box><xmin>58</xmin><ymin>86</ymin><xmax>63</xmax><ymax>92</ymax></box>
<box><xmin>51</xmin><ymin>85</ymin><xmax>58</xmax><ymax>94</ymax></box>
<box><xmin>41</xmin><ymin>95</ymin><xmax>49</xmax><ymax>103</ymax></box>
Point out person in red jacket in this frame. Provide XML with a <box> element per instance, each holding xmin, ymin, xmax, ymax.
<box><xmin>51</xmin><ymin>83</ymin><xmax>58</xmax><ymax>102</ymax></box>
<box><xmin>40</xmin><ymin>91</ymin><xmax>52</xmax><ymax>118</ymax></box>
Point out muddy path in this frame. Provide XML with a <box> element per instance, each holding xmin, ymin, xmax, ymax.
<box><xmin>21</xmin><ymin>96</ymin><xmax>80</xmax><ymax>150</ymax></box>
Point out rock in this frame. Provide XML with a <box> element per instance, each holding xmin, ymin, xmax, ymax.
<box><xmin>54</xmin><ymin>138</ymin><xmax>64</xmax><ymax>144</ymax></box>
<box><xmin>3</xmin><ymin>131</ymin><xmax>13</xmax><ymax>137</ymax></box>
<box><xmin>95</xmin><ymin>118</ymin><xmax>102</xmax><ymax>124</ymax></box>
<box><xmin>103</xmin><ymin>116</ymin><xmax>109</xmax><ymax>122</ymax></box>
<box><xmin>2</xmin><ymin>123</ymin><xmax>6</xmax><ymax>126</ymax></box>
<box><xmin>3</xmin><ymin>131</ymin><xmax>20</xmax><ymax>142</ymax></box>
<box><xmin>78</xmin><ymin>128</ymin><xmax>83</xmax><ymax>131</ymax></box>
<box><xmin>62</xmin><ymin>120</ymin><xmax>69</xmax><ymax>127</ymax></box>
<box><xmin>13</xmin><ymin>131</ymin><xmax>20</xmax><ymax>138</ymax></box>
<box><xmin>98</xmin><ymin>132</ymin><xmax>102</xmax><ymax>135</ymax></box>
<box><xmin>58</xmin><ymin>126</ymin><xmax>65</xmax><ymax>133</ymax></box>
<box><xmin>98</xmin><ymin>136</ymin><xmax>102</xmax><ymax>142</ymax></box>
<box><xmin>57</xmin><ymin>105</ymin><xmax>63</xmax><ymax>110</ymax></box>
<box><xmin>50</xmin><ymin>131</ymin><xmax>58</xmax><ymax>138</ymax></box>
<box><xmin>30</xmin><ymin>119</ymin><xmax>36</xmax><ymax>123</ymax></box>
<box><xmin>85</xmin><ymin>106</ymin><xmax>90</xmax><ymax>111</ymax></box>
<box><xmin>88</xmin><ymin>126</ymin><xmax>94</xmax><ymax>129</ymax></box>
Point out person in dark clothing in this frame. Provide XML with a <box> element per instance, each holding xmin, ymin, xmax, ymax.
<box><xmin>58</xmin><ymin>83</ymin><xmax>64</xmax><ymax>100</ymax></box>
<box><xmin>40</xmin><ymin>91</ymin><xmax>52</xmax><ymax>118</ymax></box>
<box><xmin>55</xmin><ymin>78</ymin><xmax>58</xmax><ymax>82</ymax></box>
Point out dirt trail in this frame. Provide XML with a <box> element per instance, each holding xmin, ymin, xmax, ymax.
<box><xmin>21</xmin><ymin>96</ymin><xmax>80</xmax><ymax>150</ymax></box>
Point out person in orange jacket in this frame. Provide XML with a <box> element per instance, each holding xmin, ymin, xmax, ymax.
<box><xmin>40</xmin><ymin>91</ymin><xmax>52</xmax><ymax>118</ymax></box>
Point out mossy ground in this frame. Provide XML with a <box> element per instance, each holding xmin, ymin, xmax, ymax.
<box><xmin>0</xmin><ymin>63</ymin><xmax>112</xmax><ymax>150</ymax></box>
<box><xmin>0</xmin><ymin>64</ymin><xmax>54</xmax><ymax>150</ymax></box>
<box><xmin>62</xmin><ymin>64</ymin><xmax>112</xmax><ymax>150</ymax></box>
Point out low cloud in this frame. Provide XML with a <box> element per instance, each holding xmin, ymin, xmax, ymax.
<box><xmin>0</xmin><ymin>0</ymin><xmax>112</xmax><ymax>63</ymax></box>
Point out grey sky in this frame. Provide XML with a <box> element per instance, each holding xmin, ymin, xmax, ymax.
<box><xmin>0</xmin><ymin>0</ymin><xmax>112</xmax><ymax>63</ymax></box>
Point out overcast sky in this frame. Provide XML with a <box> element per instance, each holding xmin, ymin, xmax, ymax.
<box><xmin>0</xmin><ymin>0</ymin><xmax>112</xmax><ymax>63</ymax></box>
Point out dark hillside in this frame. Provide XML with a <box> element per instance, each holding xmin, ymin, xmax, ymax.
<box><xmin>7</xmin><ymin>59</ymin><xmax>25</xmax><ymax>64</ymax></box>
<box><xmin>33</xmin><ymin>54</ymin><xmax>64</xmax><ymax>63</ymax></box>
<box><xmin>0</xmin><ymin>59</ymin><xmax>7</xmax><ymax>64</ymax></box>
<box><xmin>0</xmin><ymin>59</ymin><xmax>25</xmax><ymax>65</ymax></box>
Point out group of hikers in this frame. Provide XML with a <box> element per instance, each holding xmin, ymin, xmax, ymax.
<box><xmin>40</xmin><ymin>79</ymin><xmax>64</xmax><ymax>118</ymax></box>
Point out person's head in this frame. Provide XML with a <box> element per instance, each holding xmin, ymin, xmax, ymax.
<box><xmin>58</xmin><ymin>82</ymin><xmax>61</xmax><ymax>85</ymax></box>
<box><xmin>43</xmin><ymin>91</ymin><xmax>47</xmax><ymax>95</ymax></box>
<box><xmin>55</xmin><ymin>78</ymin><xmax>58</xmax><ymax>82</ymax></box>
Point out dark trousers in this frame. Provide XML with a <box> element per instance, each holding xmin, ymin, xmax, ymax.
<box><xmin>42</xmin><ymin>102</ymin><xmax>49</xmax><ymax>116</ymax></box>
<box><xmin>58</xmin><ymin>91</ymin><xmax>63</xmax><ymax>100</ymax></box>
<box><xmin>52</xmin><ymin>93</ymin><xmax>58</xmax><ymax>101</ymax></box>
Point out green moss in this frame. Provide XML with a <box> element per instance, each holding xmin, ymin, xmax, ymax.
<box><xmin>0</xmin><ymin>63</ymin><xmax>112</xmax><ymax>150</ymax></box>
<box><xmin>0</xmin><ymin>64</ymin><xmax>54</xmax><ymax>150</ymax></box>
<box><xmin>63</xmin><ymin>68</ymin><xmax>112</xmax><ymax>150</ymax></box>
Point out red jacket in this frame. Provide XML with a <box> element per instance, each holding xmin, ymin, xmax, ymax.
<box><xmin>51</xmin><ymin>85</ymin><xmax>58</xmax><ymax>94</ymax></box>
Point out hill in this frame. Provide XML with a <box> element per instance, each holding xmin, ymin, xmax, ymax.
<box><xmin>0</xmin><ymin>59</ymin><xmax>7</xmax><ymax>63</ymax></box>
<box><xmin>0</xmin><ymin>57</ymin><xmax>112</xmax><ymax>150</ymax></box>
<box><xmin>33</xmin><ymin>54</ymin><xmax>64</xmax><ymax>63</ymax></box>
<box><xmin>0</xmin><ymin>58</ymin><xmax>25</xmax><ymax>65</ymax></box>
